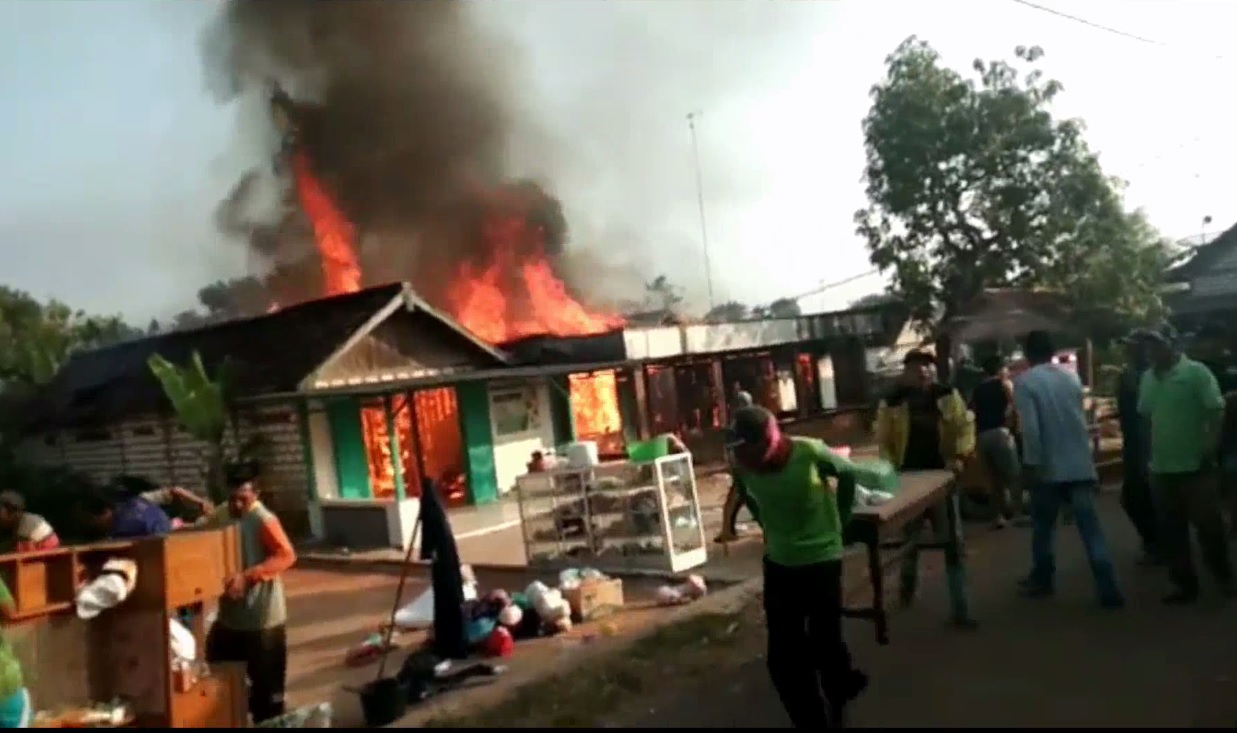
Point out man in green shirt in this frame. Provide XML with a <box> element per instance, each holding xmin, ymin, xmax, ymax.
<box><xmin>1136</xmin><ymin>327</ymin><xmax>1234</xmax><ymax>604</ymax></box>
<box><xmin>730</xmin><ymin>405</ymin><xmax>866</xmax><ymax>728</ymax></box>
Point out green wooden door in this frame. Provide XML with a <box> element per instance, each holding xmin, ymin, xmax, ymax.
<box><xmin>456</xmin><ymin>382</ymin><xmax>499</xmax><ymax>505</ymax></box>
<box><xmin>326</xmin><ymin>398</ymin><xmax>371</xmax><ymax>499</ymax></box>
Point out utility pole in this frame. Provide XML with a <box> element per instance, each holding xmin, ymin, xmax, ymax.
<box><xmin>686</xmin><ymin>111</ymin><xmax>715</xmax><ymax>309</ymax></box>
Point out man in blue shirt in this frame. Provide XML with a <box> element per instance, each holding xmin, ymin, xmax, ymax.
<box><xmin>79</xmin><ymin>489</ymin><xmax>173</xmax><ymax>539</ymax></box>
<box><xmin>1013</xmin><ymin>330</ymin><xmax>1123</xmax><ymax>608</ymax></box>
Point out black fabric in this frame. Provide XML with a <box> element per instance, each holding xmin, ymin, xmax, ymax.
<box><xmin>899</xmin><ymin>388</ymin><xmax>946</xmax><ymax>471</ymax></box>
<box><xmin>970</xmin><ymin>378</ymin><xmax>1009</xmax><ymax>433</ymax></box>
<box><xmin>206</xmin><ymin>623</ymin><xmax>287</xmax><ymax>723</ymax></box>
<box><xmin>763</xmin><ymin>557</ymin><xmax>861</xmax><ymax>729</ymax></box>
<box><xmin>1120</xmin><ymin>470</ymin><xmax>1158</xmax><ymax>552</ymax></box>
<box><xmin>417</xmin><ymin>478</ymin><xmax>469</xmax><ymax>660</ymax></box>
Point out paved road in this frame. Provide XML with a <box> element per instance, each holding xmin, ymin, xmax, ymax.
<box><xmin>627</xmin><ymin>493</ymin><xmax>1237</xmax><ymax>728</ymax></box>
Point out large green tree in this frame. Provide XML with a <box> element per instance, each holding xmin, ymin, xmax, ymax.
<box><xmin>0</xmin><ymin>287</ymin><xmax>139</xmax><ymax>386</ymax></box>
<box><xmin>855</xmin><ymin>38</ymin><xmax>1167</xmax><ymax>338</ymax></box>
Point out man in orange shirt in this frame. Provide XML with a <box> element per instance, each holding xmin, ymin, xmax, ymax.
<box><xmin>203</xmin><ymin>466</ymin><xmax>297</xmax><ymax>724</ymax></box>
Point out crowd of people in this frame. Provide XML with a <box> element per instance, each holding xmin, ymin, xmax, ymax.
<box><xmin>720</xmin><ymin>325</ymin><xmax>1237</xmax><ymax>729</ymax></box>
<box><xmin>0</xmin><ymin>466</ymin><xmax>297</xmax><ymax>726</ymax></box>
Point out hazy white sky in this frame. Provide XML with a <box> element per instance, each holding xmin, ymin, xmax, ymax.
<box><xmin>0</xmin><ymin>0</ymin><xmax>1232</xmax><ymax>322</ymax></box>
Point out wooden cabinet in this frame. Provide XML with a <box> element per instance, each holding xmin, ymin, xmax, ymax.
<box><xmin>170</xmin><ymin>664</ymin><xmax>247</xmax><ymax>728</ymax></box>
<box><xmin>0</xmin><ymin>528</ymin><xmax>248</xmax><ymax>728</ymax></box>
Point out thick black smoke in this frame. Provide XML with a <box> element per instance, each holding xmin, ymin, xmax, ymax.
<box><xmin>203</xmin><ymin>0</ymin><xmax>567</xmax><ymax>308</ymax></box>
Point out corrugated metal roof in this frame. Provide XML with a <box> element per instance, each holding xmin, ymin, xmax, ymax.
<box><xmin>25</xmin><ymin>282</ymin><xmax>505</xmax><ymax>430</ymax></box>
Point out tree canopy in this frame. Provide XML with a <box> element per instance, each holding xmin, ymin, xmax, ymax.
<box><xmin>855</xmin><ymin>38</ymin><xmax>1167</xmax><ymax>338</ymax></box>
<box><xmin>0</xmin><ymin>286</ymin><xmax>140</xmax><ymax>386</ymax></box>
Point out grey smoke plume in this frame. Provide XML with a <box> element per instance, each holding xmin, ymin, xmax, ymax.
<box><xmin>203</xmin><ymin>0</ymin><xmax>566</xmax><ymax>309</ymax></box>
<box><xmin>202</xmin><ymin>1</ymin><xmax>830</xmax><ymax>314</ymax></box>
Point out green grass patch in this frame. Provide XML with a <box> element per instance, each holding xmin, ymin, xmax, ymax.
<box><xmin>425</xmin><ymin>607</ymin><xmax>757</xmax><ymax>728</ymax></box>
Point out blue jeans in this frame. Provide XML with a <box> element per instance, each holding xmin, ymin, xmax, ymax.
<box><xmin>1027</xmin><ymin>480</ymin><xmax>1123</xmax><ymax>603</ymax></box>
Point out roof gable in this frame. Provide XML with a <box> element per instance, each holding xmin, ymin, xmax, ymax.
<box><xmin>29</xmin><ymin>282</ymin><xmax>503</xmax><ymax>428</ymax></box>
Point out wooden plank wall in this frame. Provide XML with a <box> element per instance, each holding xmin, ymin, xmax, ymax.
<box><xmin>18</xmin><ymin>406</ymin><xmax>312</xmax><ymax>537</ymax></box>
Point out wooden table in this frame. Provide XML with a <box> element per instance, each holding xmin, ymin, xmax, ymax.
<box><xmin>842</xmin><ymin>470</ymin><xmax>977</xmax><ymax>645</ymax></box>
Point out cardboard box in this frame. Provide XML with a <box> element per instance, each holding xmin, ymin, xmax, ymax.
<box><xmin>563</xmin><ymin>578</ymin><xmax>624</xmax><ymax>621</ymax></box>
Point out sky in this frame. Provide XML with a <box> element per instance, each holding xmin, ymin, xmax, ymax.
<box><xmin>0</xmin><ymin>0</ymin><xmax>1234</xmax><ymax>323</ymax></box>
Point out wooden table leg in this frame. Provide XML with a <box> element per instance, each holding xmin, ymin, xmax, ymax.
<box><xmin>866</xmin><ymin>538</ymin><xmax>890</xmax><ymax>645</ymax></box>
<box><xmin>943</xmin><ymin>486</ymin><xmax>978</xmax><ymax>630</ymax></box>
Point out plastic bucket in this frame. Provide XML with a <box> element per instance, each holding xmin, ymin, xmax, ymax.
<box><xmin>358</xmin><ymin>677</ymin><xmax>407</xmax><ymax>728</ymax></box>
<box><xmin>626</xmin><ymin>436</ymin><xmax>670</xmax><ymax>464</ymax></box>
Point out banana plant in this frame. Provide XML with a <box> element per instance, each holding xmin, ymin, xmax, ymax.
<box><xmin>148</xmin><ymin>351</ymin><xmax>234</xmax><ymax>503</ymax></box>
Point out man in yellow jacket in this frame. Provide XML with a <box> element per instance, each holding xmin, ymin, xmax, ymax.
<box><xmin>874</xmin><ymin>350</ymin><xmax>975</xmax><ymax>606</ymax></box>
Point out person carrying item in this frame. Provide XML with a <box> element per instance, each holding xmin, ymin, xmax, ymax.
<box><xmin>1134</xmin><ymin>326</ymin><xmax>1234</xmax><ymax>604</ymax></box>
<box><xmin>715</xmin><ymin>390</ymin><xmax>755</xmax><ymax>544</ymax></box>
<box><xmin>969</xmin><ymin>355</ymin><xmax>1024</xmax><ymax>529</ymax></box>
<box><xmin>1116</xmin><ymin>330</ymin><xmax>1158</xmax><ymax>563</ymax></box>
<box><xmin>730</xmin><ymin>405</ymin><xmax>867</xmax><ymax>729</ymax></box>
<box><xmin>78</xmin><ymin>487</ymin><xmax>173</xmax><ymax>540</ymax></box>
<box><xmin>202</xmin><ymin>465</ymin><xmax>297</xmax><ymax>723</ymax></box>
<box><xmin>873</xmin><ymin>349</ymin><xmax>973</xmax><ymax>607</ymax></box>
<box><xmin>0</xmin><ymin>491</ymin><xmax>59</xmax><ymax>553</ymax></box>
<box><xmin>1013</xmin><ymin>330</ymin><xmax>1123</xmax><ymax>608</ymax></box>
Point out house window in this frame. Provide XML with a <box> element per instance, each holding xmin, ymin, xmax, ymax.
<box><xmin>491</xmin><ymin>387</ymin><xmax>540</xmax><ymax>437</ymax></box>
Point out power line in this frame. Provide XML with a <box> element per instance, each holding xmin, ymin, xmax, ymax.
<box><xmin>790</xmin><ymin>268</ymin><xmax>880</xmax><ymax>302</ymax></box>
<box><xmin>1006</xmin><ymin>0</ymin><xmax>1166</xmax><ymax>46</ymax></box>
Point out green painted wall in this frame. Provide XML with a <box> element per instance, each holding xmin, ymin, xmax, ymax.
<box><xmin>548</xmin><ymin>375</ymin><xmax>576</xmax><ymax>447</ymax></box>
<box><xmin>325</xmin><ymin>398</ymin><xmax>371</xmax><ymax>499</ymax></box>
<box><xmin>456</xmin><ymin>382</ymin><xmax>499</xmax><ymax>506</ymax></box>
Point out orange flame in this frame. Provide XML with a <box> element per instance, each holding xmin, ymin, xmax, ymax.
<box><xmin>290</xmin><ymin>149</ymin><xmax>362</xmax><ymax>297</ymax></box>
<box><xmin>292</xmin><ymin>149</ymin><xmax>626</xmax><ymax>483</ymax></box>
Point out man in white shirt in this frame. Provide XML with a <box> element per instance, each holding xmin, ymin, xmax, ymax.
<box><xmin>1013</xmin><ymin>330</ymin><xmax>1123</xmax><ymax>608</ymax></box>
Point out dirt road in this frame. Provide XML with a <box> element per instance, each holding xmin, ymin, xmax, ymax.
<box><xmin>618</xmin><ymin>493</ymin><xmax>1237</xmax><ymax>728</ymax></box>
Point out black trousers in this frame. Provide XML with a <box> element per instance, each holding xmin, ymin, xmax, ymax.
<box><xmin>1120</xmin><ymin>467</ymin><xmax>1158</xmax><ymax>551</ymax></box>
<box><xmin>764</xmin><ymin>557</ymin><xmax>858</xmax><ymax>729</ymax></box>
<box><xmin>206</xmin><ymin>623</ymin><xmax>288</xmax><ymax>724</ymax></box>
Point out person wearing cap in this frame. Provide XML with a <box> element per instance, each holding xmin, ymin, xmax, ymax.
<box><xmin>201</xmin><ymin>463</ymin><xmax>296</xmax><ymax>724</ymax></box>
<box><xmin>1013</xmin><ymin>330</ymin><xmax>1123</xmax><ymax>608</ymax></box>
<box><xmin>0</xmin><ymin>491</ymin><xmax>59</xmax><ymax>554</ymax></box>
<box><xmin>730</xmin><ymin>404</ymin><xmax>867</xmax><ymax>728</ymax></box>
<box><xmin>715</xmin><ymin>389</ymin><xmax>756</xmax><ymax>544</ymax></box>
<box><xmin>1135</xmin><ymin>326</ymin><xmax>1234</xmax><ymax>604</ymax></box>
<box><xmin>1116</xmin><ymin>330</ymin><xmax>1158</xmax><ymax>564</ymax></box>
<box><xmin>873</xmin><ymin>349</ymin><xmax>974</xmax><ymax>607</ymax></box>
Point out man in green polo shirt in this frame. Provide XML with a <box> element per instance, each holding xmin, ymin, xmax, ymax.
<box><xmin>1136</xmin><ymin>327</ymin><xmax>1234</xmax><ymax>605</ymax></box>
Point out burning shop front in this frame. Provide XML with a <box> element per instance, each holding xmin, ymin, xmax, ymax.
<box><xmin>18</xmin><ymin>284</ymin><xmax>529</xmax><ymax>548</ymax></box>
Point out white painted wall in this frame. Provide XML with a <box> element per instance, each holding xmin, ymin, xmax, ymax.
<box><xmin>307</xmin><ymin>410</ymin><xmax>340</xmax><ymax>501</ymax></box>
<box><xmin>622</xmin><ymin>326</ymin><xmax>684</xmax><ymax>359</ymax></box>
<box><xmin>683</xmin><ymin>319</ymin><xmax>803</xmax><ymax>353</ymax></box>
<box><xmin>488</xmin><ymin>379</ymin><xmax>555</xmax><ymax>496</ymax></box>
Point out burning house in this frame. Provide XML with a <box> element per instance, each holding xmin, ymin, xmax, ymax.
<box><xmin>19</xmin><ymin>285</ymin><xmax>901</xmax><ymax>550</ymax></box>
<box><xmin>17</xmin><ymin>4</ymin><xmax>907</xmax><ymax>549</ymax></box>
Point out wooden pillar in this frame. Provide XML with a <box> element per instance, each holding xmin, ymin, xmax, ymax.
<box><xmin>710</xmin><ymin>359</ymin><xmax>727</xmax><ymax>427</ymax></box>
<box><xmin>382</xmin><ymin>395</ymin><xmax>406</xmax><ymax>500</ymax></box>
<box><xmin>633</xmin><ymin>366</ymin><xmax>651</xmax><ymax>440</ymax></box>
<box><xmin>405</xmin><ymin>392</ymin><xmax>427</xmax><ymax>496</ymax></box>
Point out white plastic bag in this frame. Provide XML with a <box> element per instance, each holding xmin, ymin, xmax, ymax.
<box><xmin>169</xmin><ymin>619</ymin><xmax>197</xmax><ymax>662</ymax></box>
<box><xmin>392</xmin><ymin>579</ymin><xmax>477</xmax><ymax>630</ymax></box>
